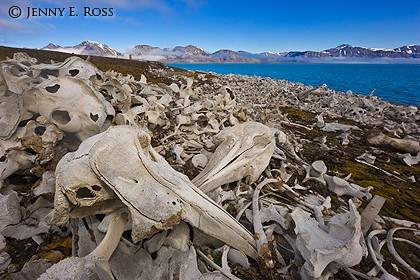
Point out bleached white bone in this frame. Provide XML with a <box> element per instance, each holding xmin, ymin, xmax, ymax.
<box><xmin>192</xmin><ymin>122</ymin><xmax>275</xmax><ymax>193</ymax></box>
<box><xmin>54</xmin><ymin>126</ymin><xmax>257</xmax><ymax>260</ymax></box>
<box><xmin>38</xmin><ymin>211</ymin><xmax>128</xmax><ymax>280</ymax></box>
<box><xmin>30</xmin><ymin>56</ymin><xmax>99</xmax><ymax>80</ymax></box>
<box><xmin>367</xmin><ymin>131</ymin><xmax>420</xmax><ymax>154</ymax></box>
<box><xmin>0</xmin><ymin>88</ymin><xmax>30</xmax><ymax>140</ymax></box>
<box><xmin>290</xmin><ymin>200</ymin><xmax>367</xmax><ymax>279</ymax></box>
<box><xmin>23</xmin><ymin>76</ymin><xmax>114</xmax><ymax>141</ymax></box>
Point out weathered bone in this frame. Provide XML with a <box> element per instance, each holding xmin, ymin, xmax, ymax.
<box><xmin>324</xmin><ymin>175</ymin><xmax>372</xmax><ymax>200</ymax></box>
<box><xmin>90</xmin><ymin>126</ymin><xmax>257</xmax><ymax>258</ymax></box>
<box><xmin>54</xmin><ymin>126</ymin><xmax>257</xmax><ymax>259</ymax></box>
<box><xmin>30</xmin><ymin>56</ymin><xmax>99</xmax><ymax>80</ymax></box>
<box><xmin>38</xmin><ymin>211</ymin><xmax>128</xmax><ymax>280</ymax></box>
<box><xmin>0</xmin><ymin>150</ymin><xmax>36</xmax><ymax>180</ymax></box>
<box><xmin>291</xmin><ymin>200</ymin><xmax>367</xmax><ymax>278</ymax></box>
<box><xmin>23</xmin><ymin>76</ymin><xmax>114</xmax><ymax>140</ymax></box>
<box><xmin>367</xmin><ymin>131</ymin><xmax>420</xmax><ymax>154</ymax></box>
<box><xmin>53</xmin><ymin>133</ymin><xmax>120</xmax><ymax>225</ymax></box>
<box><xmin>192</xmin><ymin>122</ymin><xmax>275</xmax><ymax>193</ymax></box>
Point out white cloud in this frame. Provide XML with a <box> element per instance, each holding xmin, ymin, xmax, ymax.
<box><xmin>0</xmin><ymin>17</ymin><xmax>24</xmax><ymax>32</ymax></box>
<box><xmin>181</xmin><ymin>0</ymin><xmax>206</xmax><ymax>10</ymax></box>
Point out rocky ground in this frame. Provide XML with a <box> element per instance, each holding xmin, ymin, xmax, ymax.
<box><xmin>0</xmin><ymin>46</ymin><xmax>419</xmax><ymax>279</ymax></box>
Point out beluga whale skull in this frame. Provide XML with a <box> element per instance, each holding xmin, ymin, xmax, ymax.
<box><xmin>23</xmin><ymin>76</ymin><xmax>114</xmax><ymax>140</ymax></box>
<box><xmin>53</xmin><ymin>125</ymin><xmax>257</xmax><ymax>259</ymax></box>
<box><xmin>192</xmin><ymin>122</ymin><xmax>275</xmax><ymax>193</ymax></box>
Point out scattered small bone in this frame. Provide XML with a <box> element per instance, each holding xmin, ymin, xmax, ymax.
<box><xmin>33</xmin><ymin>171</ymin><xmax>56</xmax><ymax>197</ymax></box>
<box><xmin>278</xmin><ymin>161</ymin><xmax>294</xmax><ymax>183</ymax></box>
<box><xmin>140</xmin><ymin>74</ymin><xmax>147</xmax><ymax>84</ymax></box>
<box><xmin>324</xmin><ymin>175</ymin><xmax>372</xmax><ymax>200</ymax></box>
<box><xmin>0</xmin><ymin>150</ymin><xmax>36</xmax><ymax>180</ymax></box>
<box><xmin>382</xmin><ymin>216</ymin><xmax>420</xmax><ymax>228</ymax></box>
<box><xmin>38</xmin><ymin>211</ymin><xmax>128</xmax><ymax>280</ymax></box>
<box><xmin>170</xmin><ymin>83</ymin><xmax>180</xmax><ymax>93</ymax></box>
<box><xmin>172</xmin><ymin>144</ymin><xmax>186</xmax><ymax>165</ymax></box>
<box><xmin>257</xmin><ymin>203</ymin><xmax>290</xmax><ymax>230</ymax></box>
<box><xmin>212</xmin><ymin>188</ymin><xmax>236</xmax><ymax>206</ymax></box>
<box><xmin>355</xmin><ymin>158</ymin><xmax>405</xmax><ymax>182</ymax></box>
<box><xmin>0</xmin><ymin>192</ymin><xmax>21</xmax><ymax>231</ymax></box>
<box><xmin>0</xmin><ymin>251</ymin><xmax>11</xmax><ymax>270</ymax></box>
<box><xmin>357</xmin><ymin>152</ymin><xmax>377</xmax><ymax>164</ymax></box>
<box><xmin>407</xmin><ymin>175</ymin><xmax>416</xmax><ymax>183</ymax></box>
<box><xmin>303</xmin><ymin>160</ymin><xmax>327</xmax><ymax>185</ymax></box>
<box><xmin>196</xmin><ymin>248</ymin><xmax>241</xmax><ymax>280</ymax></box>
<box><xmin>191</xmin><ymin>154</ymin><xmax>208</xmax><ymax>169</ymax></box>
<box><xmin>32</xmin><ymin>234</ymin><xmax>45</xmax><ymax>245</ymax></box>
<box><xmin>163</xmin><ymin>221</ymin><xmax>190</xmax><ymax>252</ymax></box>
<box><xmin>361</xmin><ymin>195</ymin><xmax>386</xmax><ymax>234</ymax></box>
<box><xmin>8</xmin><ymin>259</ymin><xmax>53</xmax><ymax>280</ymax></box>
<box><xmin>337</xmin><ymin>132</ymin><xmax>350</xmax><ymax>145</ymax></box>
<box><xmin>367</xmin><ymin>131</ymin><xmax>420</xmax><ymax>154</ymax></box>
<box><xmin>322</xmin><ymin>122</ymin><xmax>361</xmax><ymax>132</ymax></box>
<box><xmin>315</xmin><ymin>113</ymin><xmax>325</xmax><ymax>128</ymax></box>
<box><xmin>252</xmin><ymin>178</ymin><xmax>278</xmax><ymax>269</ymax></box>
<box><xmin>227</xmin><ymin>247</ymin><xmax>250</xmax><ymax>270</ymax></box>
<box><xmin>280</xmin><ymin>120</ymin><xmax>313</xmax><ymax>131</ymax></box>
<box><xmin>387</xmin><ymin>227</ymin><xmax>420</xmax><ymax>278</ymax></box>
<box><xmin>2</xmin><ymin>207</ymin><xmax>52</xmax><ymax>240</ymax></box>
<box><xmin>397</xmin><ymin>152</ymin><xmax>420</xmax><ymax>166</ymax></box>
<box><xmin>313</xmin><ymin>135</ymin><xmax>329</xmax><ymax>150</ymax></box>
<box><xmin>143</xmin><ymin>231</ymin><xmax>168</xmax><ymax>253</ymax></box>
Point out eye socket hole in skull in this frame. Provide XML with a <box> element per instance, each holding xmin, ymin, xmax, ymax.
<box><xmin>34</xmin><ymin>126</ymin><xmax>46</xmax><ymax>136</ymax></box>
<box><xmin>52</xmin><ymin>110</ymin><xmax>71</xmax><ymax>125</ymax></box>
<box><xmin>69</xmin><ymin>69</ymin><xmax>79</xmax><ymax>77</ymax></box>
<box><xmin>76</xmin><ymin>187</ymin><xmax>96</xmax><ymax>199</ymax></box>
<box><xmin>91</xmin><ymin>185</ymin><xmax>102</xmax><ymax>191</ymax></box>
<box><xmin>90</xmin><ymin>113</ymin><xmax>99</xmax><ymax>122</ymax></box>
<box><xmin>46</xmin><ymin>84</ymin><xmax>60</xmax><ymax>93</ymax></box>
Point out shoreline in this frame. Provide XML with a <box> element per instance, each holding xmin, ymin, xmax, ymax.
<box><xmin>167</xmin><ymin>63</ymin><xmax>420</xmax><ymax>106</ymax></box>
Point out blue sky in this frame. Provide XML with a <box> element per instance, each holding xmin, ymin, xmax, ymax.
<box><xmin>1</xmin><ymin>0</ymin><xmax>419</xmax><ymax>53</ymax></box>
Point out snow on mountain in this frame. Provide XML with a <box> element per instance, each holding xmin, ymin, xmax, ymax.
<box><xmin>287</xmin><ymin>44</ymin><xmax>420</xmax><ymax>59</ymax></box>
<box><xmin>41</xmin><ymin>41</ymin><xmax>420</xmax><ymax>62</ymax></box>
<box><xmin>41</xmin><ymin>40</ymin><xmax>122</xmax><ymax>57</ymax></box>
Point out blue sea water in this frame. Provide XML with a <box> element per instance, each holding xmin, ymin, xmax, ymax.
<box><xmin>168</xmin><ymin>63</ymin><xmax>420</xmax><ymax>106</ymax></box>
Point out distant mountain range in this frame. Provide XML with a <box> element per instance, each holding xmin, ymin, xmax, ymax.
<box><xmin>40</xmin><ymin>41</ymin><xmax>420</xmax><ymax>63</ymax></box>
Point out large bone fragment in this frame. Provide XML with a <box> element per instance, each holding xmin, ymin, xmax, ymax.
<box><xmin>291</xmin><ymin>200</ymin><xmax>367</xmax><ymax>278</ymax></box>
<box><xmin>192</xmin><ymin>122</ymin><xmax>275</xmax><ymax>193</ymax></box>
<box><xmin>38</xmin><ymin>212</ymin><xmax>128</xmax><ymax>280</ymax></box>
<box><xmin>23</xmin><ymin>76</ymin><xmax>114</xmax><ymax>141</ymax></box>
<box><xmin>367</xmin><ymin>131</ymin><xmax>420</xmax><ymax>154</ymax></box>
<box><xmin>54</xmin><ymin>126</ymin><xmax>257</xmax><ymax>259</ymax></box>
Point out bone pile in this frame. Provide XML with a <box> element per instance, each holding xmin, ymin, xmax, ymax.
<box><xmin>0</xmin><ymin>52</ymin><xmax>419</xmax><ymax>280</ymax></box>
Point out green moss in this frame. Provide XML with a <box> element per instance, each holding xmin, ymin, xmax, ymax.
<box><xmin>335</xmin><ymin>160</ymin><xmax>420</xmax><ymax>223</ymax></box>
<box><xmin>210</xmin><ymin>251</ymin><xmax>222</xmax><ymax>267</ymax></box>
<box><xmin>280</xmin><ymin>106</ymin><xmax>315</xmax><ymax>122</ymax></box>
